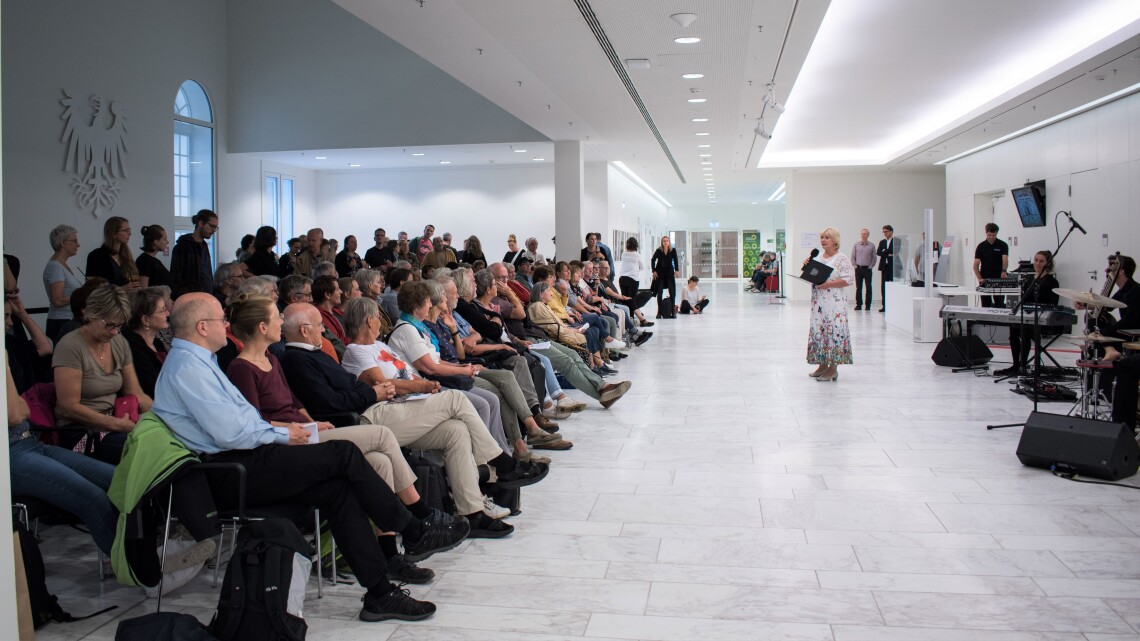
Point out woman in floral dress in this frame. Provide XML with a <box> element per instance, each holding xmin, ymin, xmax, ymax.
<box><xmin>806</xmin><ymin>227</ymin><xmax>854</xmax><ymax>381</ymax></box>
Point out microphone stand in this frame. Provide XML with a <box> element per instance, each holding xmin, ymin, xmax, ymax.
<box><xmin>987</xmin><ymin>218</ymin><xmax>1080</xmax><ymax>430</ymax></box>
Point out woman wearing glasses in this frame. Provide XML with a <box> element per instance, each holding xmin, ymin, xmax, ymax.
<box><xmin>52</xmin><ymin>284</ymin><xmax>151</xmax><ymax>464</ymax></box>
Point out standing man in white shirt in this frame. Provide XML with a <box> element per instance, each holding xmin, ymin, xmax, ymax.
<box><xmin>850</xmin><ymin>228</ymin><xmax>876</xmax><ymax>311</ymax></box>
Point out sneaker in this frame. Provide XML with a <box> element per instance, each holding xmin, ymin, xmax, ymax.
<box><xmin>482</xmin><ymin>494</ymin><xmax>511</xmax><ymax>519</ymax></box>
<box><xmin>599</xmin><ymin>364</ymin><xmax>619</xmax><ymax>375</ymax></box>
<box><xmin>534</xmin><ymin>413</ymin><xmax>560</xmax><ymax>433</ymax></box>
<box><xmin>640</xmin><ymin>321</ymin><xmax>655</xmax><ymax>327</ymax></box>
<box><xmin>385</xmin><ymin>553</ymin><xmax>435</xmax><ymax>584</ymax></box>
<box><xmin>633</xmin><ymin>332</ymin><xmax>653</xmax><ymax>347</ymax></box>
<box><xmin>425</xmin><ymin>507</ymin><xmax>460</xmax><ymax>526</ymax></box>
<box><xmin>606</xmin><ymin>339</ymin><xmax>627</xmax><ymax>350</ymax></box>
<box><xmin>542</xmin><ymin>405</ymin><xmax>572</xmax><ymax>420</ymax></box>
<box><xmin>360</xmin><ymin>587</ymin><xmax>436</xmax><ymax>622</ymax></box>
<box><xmin>598</xmin><ymin>380</ymin><xmax>632</xmax><ymax>408</ymax></box>
<box><xmin>467</xmin><ymin>512</ymin><xmax>514</xmax><ymax>539</ymax></box>
<box><xmin>403</xmin><ymin>518</ymin><xmax>470</xmax><ymax>562</ymax></box>
<box><xmin>556</xmin><ymin>397</ymin><xmax>587</xmax><ymax>412</ymax></box>
<box><xmin>527</xmin><ymin>430</ymin><xmax>562</xmax><ymax>445</ymax></box>
<box><xmin>594</xmin><ymin>367</ymin><xmax>616</xmax><ymax>378</ymax></box>
<box><xmin>493</xmin><ymin>460</ymin><xmax>550</xmax><ymax>488</ymax></box>
<box><xmin>532</xmin><ymin>438</ymin><xmax>573</xmax><ymax>451</ymax></box>
<box><xmin>517</xmin><ymin>448</ymin><xmax>551</xmax><ymax>465</ymax></box>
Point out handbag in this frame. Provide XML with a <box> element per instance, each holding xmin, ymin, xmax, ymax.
<box><xmin>422</xmin><ymin>373</ymin><xmax>474</xmax><ymax>391</ymax></box>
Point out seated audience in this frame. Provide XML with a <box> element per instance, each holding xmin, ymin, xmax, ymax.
<box><xmin>8</xmin><ymin>360</ymin><xmax>116</xmax><ymax>556</ymax></box>
<box><xmin>122</xmin><ymin>287</ymin><xmax>170</xmax><ymax>398</ymax></box>
<box><xmin>354</xmin><ymin>268</ymin><xmax>385</xmax><ymax>304</ymax></box>
<box><xmin>280</xmin><ymin>301</ymin><xmax>545</xmax><ymax>536</ymax></box>
<box><xmin>381</xmin><ymin>267</ymin><xmax>413</xmax><ymax>325</ymax></box>
<box><xmin>529</xmin><ymin>281</ymin><xmax>612</xmax><ymax>374</ymax></box>
<box><xmin>212</xmin><ymin>262</ymin><xmax>244</xmax><ymax>308</ymax></box>
<box><xmin>153</xmin><ymin>293</ymin><xmax>469</xmax><ymax>622</ymax></box>
<box><xmin>312</xmin><ymin>275</ymin><xmax>349</xmax><ymax>355</ymax></box>
<box><xmin>53</xmin><ymin>284</ymin><xmax>151</xmax><ymax>464</ymax></box>
<box><xmin>54</xmin><ymin>277</ymin><xmax>109</xmax><ymax>343</ymax></box>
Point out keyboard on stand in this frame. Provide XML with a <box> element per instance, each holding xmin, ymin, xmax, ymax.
<box><xmin>940</xmin><ymin>304</ymin><xmax>1077</xmax><ymax>328</ymax></box>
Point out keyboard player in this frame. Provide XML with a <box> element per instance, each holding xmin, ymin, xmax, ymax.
<box><xmin>993</xmin><ymin>250</ymin><xmax>1059</xmax><ymax>377</ymax></box>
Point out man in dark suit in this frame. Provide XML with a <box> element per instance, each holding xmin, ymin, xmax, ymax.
<box><xmin>876</xmin><ymin>225</ymin><xmax>896</xmax><ymax>312</ymax></box>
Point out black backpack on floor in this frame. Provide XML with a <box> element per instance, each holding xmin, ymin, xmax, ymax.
<box><xmin>209</xmin><ymin>519</ymin><xmax>311</xmax><ymax>641</ymax></box>
<box><xmin>405</xmin><ymin>449</ymin><xmax>456</xmax><ymax>516</ymax></box>
<box><xmin>14</xmin><ymin>520</ymin><xmax>116</xmax><ymax>629</ymax></box>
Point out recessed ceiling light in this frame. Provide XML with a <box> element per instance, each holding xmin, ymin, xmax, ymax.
<box><xmin>439</xmin><ymin>161</ymin><xmax>451</xmax><ymax>165</ymax></box>
<box><xmin>699</xmin><ymin>154</ymin><xmax>711</xmax><ymax>157</ymax></box>
<box><xmin>698</xmin><ymin>144</ymin><xmax>711</xmax><ymax>148</ymax></box>
<box><xmin>533</xmin><ymin>158</ymin><xmax>545</xmax><ymax>161</ymax></box>
<box><xmin>687</xmin><ymin>98</ymin><xmax>707</xmax><ymax>103</ymax></box>
<box><xmin>682</xmin><ymin>73</ymin><xmax>704</xmax><ymax>79</ymax></box>
<box><xmin>701</xmin><ymin>161</ymin><xmax>712</xmax><ymax>165</ymax></box>
<box><xmin>411</xmin><ymin>153</ymin><xmax>425</xmax><ymax>156</ymax></box>
<box><xmin>514</xmin><ymin>149</ymin><xmax>527</xmax><ymax>153</ymax></box>
<box><xmin>692</xmin><ymin>118</ymin><xmax>708</xmax><ymax>122</ymax></box>
<box><xmin>315</xmin><ymin>156</ymin><xmax>327</xmax><ymax>160</ymax></box>
<box><xmin>674</xmin><ymin>37</ymin><xmax>701</xmax><ymax>44</ymax></box>
<box><xmin>349</xmin><ymin>163</ymin><xmax>361</xmax><ymax>167</ymax></box>
<box><xmin>695</xmin><ymin>132</ymin><xmax>710</xmax><ymax>136</ymax></box>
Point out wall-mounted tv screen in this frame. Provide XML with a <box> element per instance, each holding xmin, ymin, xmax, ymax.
<box><xmin>1011</xmin><ymin>184</ymin><xmax>1046</xmax><ymax>228</ymax></box>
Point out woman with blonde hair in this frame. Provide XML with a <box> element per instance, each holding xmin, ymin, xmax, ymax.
<box><xmin>86</xmin><ymin>216</ymin><xmax>141</xmax><ymax>291</ymax></box>
<box><xmin>805</xmin><ymin>227</ymin><xmax>854</xmax><ymax>381</ymax></box>
<box><xmin>502</xmin><ymin>234</ymin><xmax>525</xmax><ymax>266</ymax></box>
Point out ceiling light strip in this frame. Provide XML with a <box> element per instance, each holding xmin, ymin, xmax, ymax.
<box><xmin>936</xmin><ymin>80</ymin><xmax>1140</xmax><ymax>165</ymax></box>
<box><xmin>573</xmin><ymin>0</ymin><xmax>685</xmax><ymax>184</ymax></box>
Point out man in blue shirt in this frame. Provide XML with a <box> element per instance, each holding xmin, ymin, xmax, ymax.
<box><xmin>153</xmin><ymin>293</ymin><xmax>469</xmax><ymax>622</ymax></box>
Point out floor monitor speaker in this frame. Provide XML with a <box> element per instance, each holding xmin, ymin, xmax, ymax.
<box><xmin>931</xmin><ymin>336</ymin><xmax>993</xmax><ymax>367</ymax></box>
<box><xmin>1016</xmin><ymin>411</ymin><xmax>1139</xmax><ymax>481</ymax></box>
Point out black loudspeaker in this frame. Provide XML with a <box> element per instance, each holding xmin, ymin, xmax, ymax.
<box><xmin>1016</xmin><ymin>411</ymin><xmax>1140</xmax><ymax>480</ymax></box>
<box><xmin>931</xmin><ymin>336</ymin><xmax>993</xmax><ymax>367</ymax></box>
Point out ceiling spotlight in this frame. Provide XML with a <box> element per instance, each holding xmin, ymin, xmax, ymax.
<box><xmin>411</xmin><ymin>153</ymin><xmax>425</xmax><ymax>156</ymax></box>
<box><xmin>670</xmin><ymin>12</ymin><xmax>698</xmax><ymax>28</ymax></box>
<box><xmin>349</xmin><ymin>163</ymin><xmax>361</xmax><ymax>167</ymax></box>
<box><xmin>439</xmin><ymin>161</ymin><xmax>451</xmax><ymax>165</ymax></box>
<box><xmin>701</xmin><ymin>161</ymin><xmax>712</xmax><ymax>165</ymax></box>
<box><xmin>673</xmin><ymin>36</ymin><xmax>701</xmax><ymax>44</ymax></box>
<box><xmin>682</xmin><ymin>73</ymin><xmax>704</xmax><ymax>79</ymax></box>
<box><xmin>688</xmin><ymin>98</ymin><xmax>707</xmax><ymax>103</ymax></box>
<box><xmin>533</xmin><ymin>158</ymin><xmax>545</xmax><ymax>161</ymax></box>
<box><xmin>699</xmin><ymin>154</ymin><xmax>711</xmax><ymax>157</ymax></box>
<box><xmin>692</xmin><ymin>118</ymin><xmax>708</xmax><ymax>122</ymax></box>
<box><xmin>513</xmin><ymin>149</ymin><xmax>527</xmax><ymax>153</ymax></box>
<box><xmin>315</xmin><ymin>156</ymin><xmax>327</xmax><ymax>160</ymax></box>
<box><xmin>695</xmin><ymin>132</ymin><xmax>710</xmax><ymax>136</ymax></box>
<box><xmin>755</xmin><ymin>123</ymin><xmax>771</xmax><ymax>140</ymax></box>
<box><xmin>763</xmin><ymin>83</ymin><xmax>785</xmax><ymax>114</ymax></box>
<box><xmin>698</xmin><ymin>144</ymin><xmax>711</xmax><ymax>148</ymax></box>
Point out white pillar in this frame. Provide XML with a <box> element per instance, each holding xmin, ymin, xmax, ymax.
<box><xmin>554</xmin><ymin>141</ymin><xmax>584</xmax><ymax>264</ymax></box>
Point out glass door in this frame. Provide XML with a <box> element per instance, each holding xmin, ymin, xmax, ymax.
<box><xmin>691</xmin><ymin>231</ymin><xmax>714</xmax><ymax>279</ymax></box>
<box><xmin>715</xmin><ymin>231</ymin><xmax>740</xmax><ymax>279</ymax></box>
<box><xmin>669</xmin><ymin>231</ymin><xmax>688</xmax><ymax>281</ymax></box>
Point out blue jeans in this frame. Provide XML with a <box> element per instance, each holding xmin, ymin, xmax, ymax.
<box><xmin>529</xmin><ymin>350</ymin><xmax>562</xmax><ymax>399</ymax></box>
<box><xmin>9</xmin><ymin>436</ymin><xmax>118</xmax><ymax>555</ymax></box>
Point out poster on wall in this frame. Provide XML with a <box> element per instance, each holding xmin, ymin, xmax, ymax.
<box><xmin>776</xmin><ymin>229</ymin><xmax>786</xmax><ymax>253</ymax></box>
<box><xmin>742</xmin><ymin>231</ymin><xmax>762</xmax><ymax>269</ymax></box>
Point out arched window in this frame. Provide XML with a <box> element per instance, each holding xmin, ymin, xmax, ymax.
<box><xmin>173</xmin><ymin>80</ymin><xmax>217</xmax><ymax>267</ymax></box>
<box><xmin>173</xmin><ymin>80</ymin><xmax>215</xmax><ymax>218</ymax></box>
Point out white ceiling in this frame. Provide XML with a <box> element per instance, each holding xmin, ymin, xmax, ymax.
<box><xmin>266</xmin><ymin>0</ymin><xmax>1140</xmax><ymax>208</ymax></box>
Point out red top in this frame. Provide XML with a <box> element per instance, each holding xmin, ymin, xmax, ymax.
<box><xmin>226</xmin><ymin>354</ymin><xmax>308</xmax><ymax>424</ymax></box>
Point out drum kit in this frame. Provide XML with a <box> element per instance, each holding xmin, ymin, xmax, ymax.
<box><xmin>1054</xmin><ymin>288</ymin><xmax>1134</xmax><ymax>419</ymax></box>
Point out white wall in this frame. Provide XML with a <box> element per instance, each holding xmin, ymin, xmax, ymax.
<box><xmin>945</xmin><ymin>92</ymin><xmax>1140</xmax><ymax>293</ymax></box>
<box><xmin>221</xmin><ymin>155</ymin><xmax>318</xmax><ymax>257</ymax></box>
<box><xmin>787</xmin><ymin>169</ymin><xmax>947</xmax><ymax>299</ymax></box>
<box><xmin>2</xmin><ymin>0</ymin><xmax>228</xmax><ymax>310</ymax></box>
<box><xmin>316</xmin><ymin>164</ymin><xmax>557</xmax><ymax>262</ymax></box>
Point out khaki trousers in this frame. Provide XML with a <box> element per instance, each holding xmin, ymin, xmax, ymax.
<box><xmin>318</xmin><ymin>424</ymin><xmax>417</xmax><ymax>493</ymax></box>
<box><xmin>359</xmin><ymin>390</ymin><xmax>501</xmax><ymax>515</ymax></box>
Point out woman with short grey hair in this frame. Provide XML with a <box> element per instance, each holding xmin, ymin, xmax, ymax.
<box><xmin>43</xmin><ymin>224</ymin><xmax>84</xmax><ymax>339</ymax></box>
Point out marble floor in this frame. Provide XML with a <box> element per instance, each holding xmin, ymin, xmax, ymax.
<box><xmin>34</xmin><ymin>283</ymin><xmax>1140</xmax><ymax>641</ymax></box>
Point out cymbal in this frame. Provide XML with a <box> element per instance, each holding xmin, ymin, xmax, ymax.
<box><xmin>1055</xmin><ymin>288</ymin><xmax>1127</xmax><ymax>308</ymax></box>
<box><xmin>1069</xmin><ymin>332</ymin><xmax>1125</xmax><ymax>344</ymax></box>
<box><xmin>1124</xmin><ymin>342</ymin><xmax>1140</xmax><ymax>350</ymax></box>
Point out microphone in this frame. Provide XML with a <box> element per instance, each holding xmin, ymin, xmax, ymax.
<box><xmin>809</xmin><ymin>248</ymin><xmax>819</xmax><ymax>260</ymax></box>
<box><xmin>1063</xmin><ymin>211</ymin><xmax>1087</xmax><ymax>235</ymax></box>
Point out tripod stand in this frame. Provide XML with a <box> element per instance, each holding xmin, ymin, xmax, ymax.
<box><xmin>987</xmin><ymin>218</ymin><xmax>1081</xmax><ymax>430</ymax></box>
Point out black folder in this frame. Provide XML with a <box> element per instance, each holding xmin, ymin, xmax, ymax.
<box><xmin>793</xmin><ymin>259</ymin><xmax>833</xmax><ymax>286</ymax></box>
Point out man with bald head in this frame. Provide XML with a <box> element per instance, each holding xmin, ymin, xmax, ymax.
<box><xmin>152</xmin><ymin>293</ymin><xmax>469</xmax><ymax>622</ymax></box>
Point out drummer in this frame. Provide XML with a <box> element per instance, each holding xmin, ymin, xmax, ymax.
<box><xmin>994</xmin><ymin>250</ymin><xmax>1059</xmax><ymax>377</ymax></box>
<box><xmin>1075</xmin><ymin>256</ymin><xmax>1140</xmax><ymax>405</ymax></box>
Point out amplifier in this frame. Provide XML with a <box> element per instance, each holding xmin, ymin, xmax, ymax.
<box><xmin>1016</xmin><ymin>411</ymin><xmax>1139</xmax><ymax>481</ymax></box>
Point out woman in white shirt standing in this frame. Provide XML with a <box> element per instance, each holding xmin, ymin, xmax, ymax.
<box><xmin>42</xmin><ymin>224</ymin><xmax>85</xmax><ymax>340</ymax></box>
<box><xmin>617</xmin><ymin>237</ymin><xmax>644</xmax><ymax>299</ymax></box>
<box><xmin>679</xmin><ymin>276</ymin><xmax>709</xmax><ymax>314</ymax></box>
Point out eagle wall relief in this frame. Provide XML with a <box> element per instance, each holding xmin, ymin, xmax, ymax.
<box><xmin>60</xmin><ymin>89</ymin><xmax>128</xmax><ymax>218</ymax></box>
